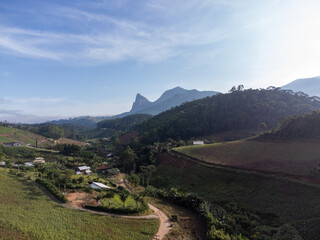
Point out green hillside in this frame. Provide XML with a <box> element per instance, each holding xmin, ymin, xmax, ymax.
<box><xmin>260</xmin><ymin>110</ymin><xmax>320</xmax><ymax>140</ymax></box>
<box><xmin>0</xmin><ymin>169</ymin><xmax>158</xmax><ymax>240</ymax></box>
<box><xmin>152</xmin><ymin>153</ymin><xmax>320</xmax><ymax>240</ymax></box>
<box><xmin>0</xmin><ymin>126</ymin><xmax>53</xmax><ymax>147</ymax></box>
<box><xmin>139</xmin><ymin>88</ymin><xmax>320</xmax><ymax>143</ymax></box>
<box><xmin>174</xmin><ymin>139</ymin><xmax>320</xmax><ymax>182</ymax></box>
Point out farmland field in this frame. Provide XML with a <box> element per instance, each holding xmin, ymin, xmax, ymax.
<box><xmin>0</xmin><ymin>126</ymin><xmax>53</xmax><ymax>147</ymax></box>
<box><xmin>151</xmin><ymin>152</ymin><xmax>320</xmax><ymax>240</ymax></box>
<box><xmin>0</xmin><ymin>169</ymin><xmax>158</xmax><ymax>240</ymax></box>
<box><xmin>174</xmin><ymin>139</ymin><xmax>320</xmax><ymax>182</ymax></box>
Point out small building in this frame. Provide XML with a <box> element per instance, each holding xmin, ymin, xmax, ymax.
<box><xmin>3</xmin><ymin>142</ymin><xmax>21</xmax><ymax>147</ymax></box>
<box><xmin>193</xmin><ymin>141</ymin><xmax>204</xmax><ymax>145</ymax></box>
<box><xmin>25</xmin><ymin>162</ymin><xmax>34</xmax><ymax>167</ymax></box>
<box><xmin>0</xmin><ymin>161</ymin><xmax>5</xmax><ymax>167</ymax></box>
<box><xmin>33</xmin><ymin>157</ymin><xmax>45</xmax><ymax>164</ymax></box>
<box><xmin>106</xmin><ymin>153</ymin><xmax>113</xmax><ymax>158</ymax></box>
<box><xmin>96</xmin><ymin>165</ymin><xmax>112</xmax><ymax>174</ymax></box>
<box><xmin>76</xmin><ymin>166</ymin><xmax>91</xmax><ymax>175</ymax></box>
<box><xmin>90</xmin><ymin>182</ymin><xmax>110</xmax><ymax>190</ymax></box>
<box><xmin>13</xmin><ymin>164</ymin><xmax>20</xmax><ymax>169</ymax></box>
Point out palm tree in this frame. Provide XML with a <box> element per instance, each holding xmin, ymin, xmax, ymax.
<box><xmin>119</xmin><ymin>191</ymin><xmax>129</xmax><ymax>210</ymax></box>
<box><xmin>104</xmin><ymin>191</ymin><xmax>115</xmax><ymax>208</ymax></box>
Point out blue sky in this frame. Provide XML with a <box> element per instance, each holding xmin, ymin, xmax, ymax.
<box><xmin>1</xmin><ymin>0</ymin><xmax>320</xmax><ymax>123</ymax></box>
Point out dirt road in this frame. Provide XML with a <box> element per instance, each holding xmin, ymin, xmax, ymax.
<box><xmin>119</xmin><ymin>177</ymin><xmax>173</xmax><ymax>240</ymax></box>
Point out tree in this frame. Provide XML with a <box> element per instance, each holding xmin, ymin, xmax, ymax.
<box><xmin>120</xmin><ymin>146</ymin><xmax>137</xmax><ymax>173</ymax></box>
<box><xmin>140</xmin><ymin>165</ymin><xmax>157</xmax><ymax>186</ymax></box>
<box><xmin>237</xmin><ymin>85</ymin><xmax>245</xmax><ymax>91</ymax></box>
<box><xmin>228</xmin><ymin>86</ymin><xmax>236</xmax><ymax>93</ymax></box>
<box><xmin>132</xmin><ymin>194</ymin><xmax>142</xmax><ymax>210</ymax></box>
<box><xmin>128</xmin><ymin>172</ymin><xmax>140</xmax><ymax>187</ymax></box>
<box><xmin>119</xmin><ymin>191</ymin><xmax>129</xmax><ymax>209</ymax></box>
<box><xmin>78</xmin><ymin>176</ymin><xmax>84</xmax><ymax>184</ymax></box>
<box><xmin>104</xmin><ymin>191</ymin><xmax>115</xmax><ymax>207</ymax></box>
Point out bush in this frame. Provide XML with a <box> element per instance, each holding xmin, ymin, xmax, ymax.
<box><xmin>85</xmin><ymin>198</ymin><xmax>148</xmax><ymax>215</ymax></box>
<box><xmin>36</xmin><ymin>178</ymin><xmax>67</xmax><ymax>203</ymax></box>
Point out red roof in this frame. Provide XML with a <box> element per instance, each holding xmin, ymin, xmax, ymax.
<box><xmin>96</xmin><ymin>165</ymin><xmax>112</xmax><ymax>171</ymax></box>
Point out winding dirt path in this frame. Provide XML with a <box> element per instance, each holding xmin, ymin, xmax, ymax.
<box><xmin>148</xmin><ymin>204</ymin><xmax>173</xmax><ymax>240</ymax></box>
<box><xmin>119</xmin><ymin>177</ymin><xmax>173</xmax><ymax>240</ymax></box>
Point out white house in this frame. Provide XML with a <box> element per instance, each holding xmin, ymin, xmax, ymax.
<box><xmin>25</xmin><ymin>162</ymin><xmax>34</xmax><ymax>167</ymax></box>
<box><xmin>76</xmin><ymin>166</ymin><xmax>91</xmax><ymax>175</ymax></box>
<box><xmin>90</xmin><ymin>182</ymin><xmax>110</xmax><ymax>190</ymax></box>
<box><xmin>3</xmin><ymin>142</ymin><xmax>21</xmax><ymax>147</ymax></box>
<box><xmin>193</xmin><ymin>141</ymin><xmax>204</xmax><ymax>145</ymax></box>
<box><xmin>33</xmin><ymin>157</ymin><xmax>45</xmax><ymax>164</ymax></box>
<box><xmin>0</xmin><ymin>161</ymin><xmax>5</xmax><ymax>167</ymax></box>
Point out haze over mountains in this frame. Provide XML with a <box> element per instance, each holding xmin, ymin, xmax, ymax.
<box><xmin>282</xmin><ymin>76</ymin><xmax>320</xmax><ymax>96</ymax></box>
<box><xmin>50</xmin><ymin>87</ymin><xmax>219</xmax><ymax>128</ymax></box>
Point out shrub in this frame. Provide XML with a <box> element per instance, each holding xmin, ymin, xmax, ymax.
<box><xmin>85</xmin><ymin>198</ymin><xmax>148</xmax><ymax>215</ymax></box>
<box><xmin>36</xmin><ymin>178</ymin><xmax>67</xmax><ymax>203</ymax></box>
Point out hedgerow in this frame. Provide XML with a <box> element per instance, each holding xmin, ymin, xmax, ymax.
<box><xmin>36</xmin><ymin>178</ymin><xmax>67</xmax><ymax>203</ymax></box>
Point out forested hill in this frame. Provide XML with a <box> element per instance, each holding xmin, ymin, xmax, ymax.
<box><xmin>138</xmin><ymin>88</ymin><xmax>320</xmax><ymax>142</ymax></box>
<box><xmin>97</xmin><ymin>114</ymin><xmax>152</xmax><ymax>131</ymax></box>
<box><xmin>259</xmin><ymin>111</ymin><xmax>320</xmax><ymax>140</ymax></box>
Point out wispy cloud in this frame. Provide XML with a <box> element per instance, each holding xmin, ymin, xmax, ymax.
<box><xmin>0</xmin><ymin>0</ymin><xmax>231</xmax><ymax>64</ymax></box>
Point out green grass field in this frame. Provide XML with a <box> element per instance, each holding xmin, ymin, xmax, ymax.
<box><xmin>0</xmin><ymin>169</ymin><xmax>158</xmax><ymax>240</ymax></box>
<box><xmin>0</xmin><ymin>126</ymin><xmax>52</xmax><ymax>147</ymax></box>
<box><xmin>152</xmin><ymin>153</ymin><xmax>320</xmax><ymax>240</ymax></box>
<box><xmin>174</xmin><ymin>139</ymin><xmax>320</xmax><ymax>179</ymax></box>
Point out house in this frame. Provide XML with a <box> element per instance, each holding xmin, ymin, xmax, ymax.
<box><xmin>193</xmin><ymin>141</ymin><xmax>204</xmax><ymax>145</ymax></box>
<box><xmin>13</xmin><ymin>164</ymin><xmax>20</xmax><ymax>169</ymax></box>
<box><xmin>90</xmin><ymin>182</ymin><xmax>110</xmax><ymax>190</ymax></box>
<box><xmin>3</xmin><ymin>142</ymin><xmax>21</xmax><ymax>147</ymax></box>
<box><xmin>33</xmin><ymin>157</ymin><xmax>45</xmax><ymax>164</ymax></box>
<box><xmin>25</xmin><ymin>162</ymin><xmax>34</xmax><ymax>167</ymax></box>
<box><xmin>96</xmin><ymin>165</ymin><xmax>112</xmax><ymax>174</ymax></box>
<box><xmin>76</xmin><ymin>166</ymin><xmax>91</xmax><ymax>175</ymax></box>
<box><xmin>0</xmin><ymin>161</ymin><xmax>5</xmax><ymax>167</ymax></box>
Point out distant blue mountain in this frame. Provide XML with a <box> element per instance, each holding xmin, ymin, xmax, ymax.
<box><xmin>48</xmin><ymin>87</ymin><xmax>220</xmax><ymax>126</ymax></box>
<box><xmin>282</xmin><ymin>76</ymin><xmax>320</xmax><ymax>96</ymax></box>
<box><xmin>116</xmin><ymin>86</ymin><xmax>220</xmax><ymax>117</ymax></box>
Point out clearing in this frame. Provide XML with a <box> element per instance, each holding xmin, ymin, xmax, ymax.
<box><xmin>0</xmin><ymin>126</ymin><xmax>53</xmax><ymax>147</ymax></box>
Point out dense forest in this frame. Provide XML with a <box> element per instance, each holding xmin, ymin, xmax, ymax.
<box><xmin>138</xmin><ymin>88</ymin><xmax>320</xmax><ymax>143</ymax></box>
<box><xmin>259</xmin><ymin>110</ymin><xmax>320</xmax><ymax>140</ymax></box>
<box><xmin>97</xmin><ymin>114</ymin><xmax>152</xmax><ymax>132</ymax></box>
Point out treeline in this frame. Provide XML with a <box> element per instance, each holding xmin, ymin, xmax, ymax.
<box><xmin>97</xmin><ymin>114</ymin><xmax>152</xmax><ymax>132</ymax></box>
<box><xmin>30</xmin><ymin>124</ymin><xmax>88</xmax><ymax>141</ymax></box>
<box><xmin>145</xmin><ymin>186</ymin><xmax>302</xmax><ymax>240</ymax></box>
<box><xmin>259</xmin><ymin>110</ymin><xmax>320</xmax><ymax>140</ymax></box>
<box><xmin>138</xmin><ymin>88</ymin><xmax>320</xmax><ymax>143</ymax></box>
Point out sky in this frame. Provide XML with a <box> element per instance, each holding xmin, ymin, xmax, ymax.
<box><xmin>1</xmin><ymin>0</ymin><xmax>320</xmax><ymax>123</ymax></box>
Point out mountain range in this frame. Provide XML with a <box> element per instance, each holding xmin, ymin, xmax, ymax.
<box><xmin>49</xmin><ymin>87</ymin><xmax>219</xmax><ymax>127</ymax></box>
<box><xmin>282</xmin><ymin>76</ymin><xmax>320</xmax><ymax>96</ymax></box>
